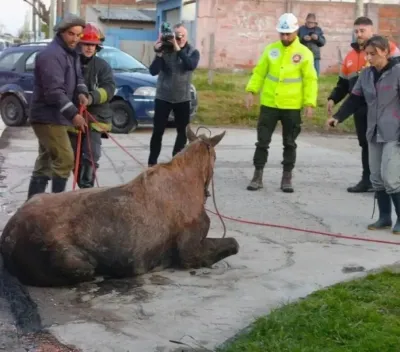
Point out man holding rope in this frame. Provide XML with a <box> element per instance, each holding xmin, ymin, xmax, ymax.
<box><xmin>67</xmin><ymin>23</ymin><xmax>116</xmax><ymax>188</ymax></box>
<box><xmin>27</xmin><ymin>14</ymin><xmax>89</xmax><ymax>200</ymax></box>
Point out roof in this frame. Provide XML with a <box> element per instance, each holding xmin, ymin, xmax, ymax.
<box><xmin>92</xmin><ymin>6</ymin><xmax>156</xmax><ymax>22</ymax></box>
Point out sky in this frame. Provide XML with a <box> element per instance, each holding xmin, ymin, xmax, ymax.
<box><xmin>0</xmin><ymin>0</ymin><xmax>51</xmax><ymax>36</ymax></box>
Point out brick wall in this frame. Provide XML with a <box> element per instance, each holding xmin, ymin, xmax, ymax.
<box><xmin>378</xmin><ymin>5</ymin><xmax>400</xmax><ymax>44</ymax></box>
<box><xmin>196</xmin><ymin>0</ymin><xmax>400</xmax><ymax>74</ymax></box>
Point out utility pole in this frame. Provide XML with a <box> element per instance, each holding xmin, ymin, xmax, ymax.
<box><xmin>65</xmin><ymin>0</ymin><xmax>79</xmax><ymax>15</ymax></box>
<box><xmin>356</xmin><ymin>0</ymin><xmax>364</xmax><ymax>17</ymax></box>
<box><xmin>49</xmin><ymin>0</ymin><xmax>56</xmax><ymax>38</ymax></box>
<box><xmin>32</xmin><ymin>0</ymin><xmax>37</xmax><ymax>41</ymax></box>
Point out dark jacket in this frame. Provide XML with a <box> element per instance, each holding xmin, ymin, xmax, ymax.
<box><xmin>333</xmin><ymin>58</ymin><xmax>400</xmax><ymax>143</ymax></box>
<box><xmin>149</xmin><ymin>43</ymin><xmax>200</xmax><ymax>103</ymax></box>
<box><xmin>29</xmin><ymin>34</ymin><xmax>89</xmax><ymax>126</ymax></box>
<box><xmin>81</xmin><ymin>54</ymin><xmax>116</xmax><ymax>126</ymax></box>
<box><xmin>298</xmin><ymin>25</ymin><xmax>326</xmax><ymax>60</ymax></box>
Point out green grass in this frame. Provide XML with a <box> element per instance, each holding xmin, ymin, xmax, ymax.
<box><xmin>218</xmin><ymin>270</ymin><xmax>400</xmax><ymax>352</ymax></box>
<box><xmin>191</xmin><ymin>69</ymin><xmax>355</xmax><ymax>133</ymax></box>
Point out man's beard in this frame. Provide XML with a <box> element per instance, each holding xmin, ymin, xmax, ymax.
<box><xmin>281</xmin><ymin>39</ymin><xmax>294</xmax><ymax>47</ymax></box>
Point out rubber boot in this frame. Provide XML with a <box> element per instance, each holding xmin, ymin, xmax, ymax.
<box><xmin>78</xmin><ymin>162</ymin><xmax>95</xmax><ymax>188</ymax></box>
<box><xmin>51</xmin><ymin>176</ymin><xmax>68</xmax><ymax>193</ymax></box>
<box><xmin>390</xmin><ymin>192</ymin><xmax>400</xmax><ymax>234</ymax></box>
<box><xmin>26</xmin><ymin>175</ymin><xmax>49</xmax><ymax>201</ymax></box>
<box><xmin>347</xmin><ymin>176</ymin><xmax>373</xmax><ymax>193</ymax></box>
<box><xmin>247</xmin><ymin>168</ymin><xmax>263</xmax><ymax>191</ymax></box>
<box><xmin>281</xmin><ymin>171</ymin><xmax>294</xmax><ymax>193</ymax></box>
<box><xmin>368</xmin><ymin>190</ymin><xmax>392</xmax><ymax>230</ymax></box>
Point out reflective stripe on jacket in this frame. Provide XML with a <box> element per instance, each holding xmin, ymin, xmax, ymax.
<box><xmin>245</xmin><ymin>37</ymin><xmax>318</xmax><ymax>109</ymax></box>
<box><xmin>67</xmin><ymin>121</ymin><xmax>112</xmax><ymax>134</ymax></box>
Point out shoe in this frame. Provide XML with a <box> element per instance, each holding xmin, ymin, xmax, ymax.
<box><xmin>281</xmin><ymin>171</ymin><xmax>294</xmax><ymax>193</ymax></box>
<box><xmin>368</xmin><ymin>190</ymin><xmax>392</xmax><ymax>230</ymax></box>
<box><xmin>51</xmin><ymin>176</ymin><xmax>68</xmax><ymax>193</ymax></box>
<box><xmin>347</xmin><ymin>178</ymin><xmax>374</xmax><ymax>193</ymax></box>
<box><xmin>78</xmin><ymin>162</ymin><xmax>95</xmax><ymax>188</ymax></box>
<box><xmin>26</xmin><ymin>175</ymin><xmax>49</xmax><ymax>201</ymax></box>
<box><xmin>390</xmin><ymin>192</ymin><xmax>400</xmax><ymax>234</ymax></box>
<box><xmin>247</xmin><ymin>168</ymin><xmax>263</xmax><ymax>191</ymax></box>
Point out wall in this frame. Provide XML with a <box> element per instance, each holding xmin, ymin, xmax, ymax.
<box><xmin>378</xmin><ymin>5</ymin><xmax>400</xmax><ymax>44</ymax></box>
<box><xmin>84</xmin><ymin>5</ymin><xmax>158</xmax><ymax>66</ymax></box>
<box><xmin>80</xmin><ymin>0</ymin><xmax>154</xmax><ymax>17</ymax></box>
<box><xmin>102</xmin><ymin>28</ymin><xmax>158</xmax><ymax>65</ymax></box>
<box><xmin>196</xmin><ymin>0</ymin><xmax>400</xmax><ymax>74</ymax></box>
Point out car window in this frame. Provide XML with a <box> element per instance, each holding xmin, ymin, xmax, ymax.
<box><xmin>0</xmin><ymin>51</ymin><xmax>24</xmax><ymax>70</ymax></box>
<box><xmin>25</xmin><ymin>51</ymin><xmax>39</xmax><ymax>72</ymax></box>
<box><xmin>97</xmin><ymin>48</ymin><xmax>147</xmax><ymax>72</ymax></box>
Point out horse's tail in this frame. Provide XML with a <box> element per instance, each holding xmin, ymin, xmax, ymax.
<box><xmin>0</xmin><ymin>252</ymin><xmax>43</xmax><ymax>334</ymax></box>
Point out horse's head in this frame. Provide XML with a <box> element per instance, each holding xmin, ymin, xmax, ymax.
<box><xmin>185</xmin><ymin>124</ymin><xmax>226</xmax><ymax>189</ymax></box>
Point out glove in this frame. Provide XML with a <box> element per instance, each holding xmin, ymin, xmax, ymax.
<box><xmin>87</xmin><ymin>94</ymin><xmax>93</xmax><ymax>106</ymax></box>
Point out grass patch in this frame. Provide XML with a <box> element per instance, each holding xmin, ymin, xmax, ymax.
<box><xmin>192</xmin><ymin>69</ymin><xmax>355</xmax><ymax>133</ymax></box>
<box><xmin>218</xmin><ymin>270</ymin><xmax>400</xmax><ymax>352</ymax></box>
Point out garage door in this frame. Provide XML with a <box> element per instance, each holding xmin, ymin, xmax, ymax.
<box><xmin>165</xmin><ymin>8</ymin><xmax>180</xmax><ymax>26</ymax></box>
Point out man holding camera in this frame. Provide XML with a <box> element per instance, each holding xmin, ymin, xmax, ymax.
<box><xmin>148</xmin><ymin>23</ymin><xmax>200</xmax><ymax>167</ymax></box>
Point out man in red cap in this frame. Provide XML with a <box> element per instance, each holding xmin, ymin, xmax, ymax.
<box><xmin>67</xmin><ymin>23</ymin><xmax>116</xmax><ymax>188</ymax></box>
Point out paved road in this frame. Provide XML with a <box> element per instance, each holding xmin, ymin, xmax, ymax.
<box><xmin>1</xmin><ymin>124</ymin><xmax>399</xmax><ymax>352</ymax></box>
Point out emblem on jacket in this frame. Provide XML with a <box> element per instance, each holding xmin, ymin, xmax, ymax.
<box><xmin>269</xmin><ymin>49</ymin><xmax>280</xmax><ymax>59</ymax></box>
<box><xmin>292</xmin><ymin>54</ymin><xmax>302</xmax><ymax>63</ymax></box>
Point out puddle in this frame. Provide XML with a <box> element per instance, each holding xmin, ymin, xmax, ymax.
<box><xmin>75</xmin><ymin>276</ymin><xmax>147</xmax><ymax>299</ymax></box>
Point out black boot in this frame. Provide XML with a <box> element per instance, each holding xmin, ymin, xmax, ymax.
<box><xmin>347</xmin><ymin>177</ymin><xmax>373</xmax><ymax>193</ymax></box>
<box><xmin>51</xmin><ymin>176</ymin><xmax>68</xmax><ymax>193</ymax></box>
<box><xmin>281</xmin><ymin>170</ymin><xmax>294</xmax><ymax>193</ymax></box>
<box><xmin>78</xmin><ymin>162</ymin><xmax>96</xmax><ymax>188</ymax></box>
<box><xmin>26</xmin><ymin>175</ymin><xmax>49</xmax><ymax>201</ymax></box>
<box><xmin>368</xmin><ymin>190</ymin><xmax>392</xmax><ymax>230</ymax></box>
<box><xmin>390</xmin><ymin>192</ymin><xmax>400</xmax><ymax>235</ymax></box>
<box><xmin>247</xmin><ymin>168</ymin><xmax>263</xmax><ymax>191</ymax></box>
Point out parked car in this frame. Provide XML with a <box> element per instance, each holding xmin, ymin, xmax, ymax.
<box><xmin>0</xmin><ymin>42</ymin><xmax>198</xmax><ymax>133</ymax></box>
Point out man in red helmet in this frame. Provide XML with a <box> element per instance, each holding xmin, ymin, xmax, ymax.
<box><xmin>67</xmin><ymin>23</ymin><xmax>116</xmax><ymax>188</ymax></box>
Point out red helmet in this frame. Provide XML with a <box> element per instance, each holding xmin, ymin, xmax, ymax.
<box><xmin>80</xmin><ymin>23</ymin><xmax>102</xmax><ymax>45</ymax></box>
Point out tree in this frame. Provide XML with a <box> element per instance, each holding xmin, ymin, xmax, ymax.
<box><xmin>18</xmin><ymin>11</ymin><xmax>32</xmax><ymax>41</ymax></box>
<box><xmin>22</xmin><ymin>0</ymin><xmax>50</xmax><ymax>26</ymax></box>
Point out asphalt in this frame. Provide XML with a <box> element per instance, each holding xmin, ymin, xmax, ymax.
<box><xmin>1</xmin><ymin>123</ymin><xmax>400</xmax><ymax>352</ymax></box>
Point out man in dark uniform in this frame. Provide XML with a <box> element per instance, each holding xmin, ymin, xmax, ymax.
<box><xmin>67</xmin><ymin>23</ymin><xmax>116</xmax><ymax>188</ymax></box>
<box><xmin>27</xmin><ymin>14</ymin><xmax>89</xmax><ymax>200</ymax></box>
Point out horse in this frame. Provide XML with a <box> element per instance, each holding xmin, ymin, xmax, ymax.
<box><xmin>0</xmin><ymin>124</ymin><xmax>239</xmax><ymax>290</ymax></box>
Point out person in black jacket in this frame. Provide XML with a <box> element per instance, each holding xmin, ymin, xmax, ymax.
<box><xmin>67</xmin><ymin>23</ymin><xmax>116</xmax><ymax>188</ymax></box>
<box><xmin>298</xmin><ymin>13</ymin><xmax>326</xmax><ymax>76</ymax></box>
<box><xmin>147</xmin><ymin>23</ymin><xmax>200</xmax><ymax>167</ymax></box>
<box><xmin>27</xmin><ymin>14</ymin><xmax>89</xmax><ymax>200</ymax></box>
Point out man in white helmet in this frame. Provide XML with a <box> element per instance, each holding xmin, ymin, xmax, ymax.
<box><xmin>245</xmin><ymin>13</ymin><xmax>318</xmax><ymax>193</ymax></box>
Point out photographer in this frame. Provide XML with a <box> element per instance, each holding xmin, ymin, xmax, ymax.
<box><xmin>147</xmin><ymin>23</ymin><xmax>200</xmax><ymax>167</ymax></box>
<box><xmin>298</xmin><ymin>13</ymin><xmax>326</xmax><ymax>76</ymax></box>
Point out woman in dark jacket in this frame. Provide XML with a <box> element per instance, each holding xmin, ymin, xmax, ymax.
<box><xmin>327</xmin><ymin>35</ymin><xmax>400</xmax><ymax>235</ymax></box>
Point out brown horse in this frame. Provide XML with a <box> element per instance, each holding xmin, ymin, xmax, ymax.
<box><xmin>0</xmin><ymin>124</ymin><xmax>239</xmax><ymax>289</ymax></box>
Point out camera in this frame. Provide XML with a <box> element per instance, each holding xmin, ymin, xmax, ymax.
<box><xmin>155</xmin><ymin>22</ymin><xmax>175</xmax><ymax>53</ymax></box>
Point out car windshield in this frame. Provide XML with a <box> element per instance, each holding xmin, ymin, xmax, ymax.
<box><xmin>97</xmin><ymin>47</ymin><xmax>148</xmax><ymax>72</ymax></box>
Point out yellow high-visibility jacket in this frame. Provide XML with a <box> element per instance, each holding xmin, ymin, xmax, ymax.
<box><xmin>246</xmin><ymin>37</ymin><xmax>318</xmax><ymax>109</ymax></box>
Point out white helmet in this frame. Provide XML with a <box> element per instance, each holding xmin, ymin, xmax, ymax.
<box><xmin>276</xmin><ymin>13</ymin><xmax>299</xmax><ymax>33</ymax></box>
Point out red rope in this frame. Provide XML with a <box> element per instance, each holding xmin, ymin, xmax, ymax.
<box><xmin>72</xmin><ymin>107</ymin><xmax>400</xmax><ymax>246</ymax></box>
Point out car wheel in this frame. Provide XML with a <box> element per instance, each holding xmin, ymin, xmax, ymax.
<box><xmin>0</xmin><ymin>95</ymin><xmax>27</xmax><ymax>127</ymax></box>
<box><xmin>110</xmin><ymin>100</ymin><xmax>138</xmax><ymax>134</ymax></box>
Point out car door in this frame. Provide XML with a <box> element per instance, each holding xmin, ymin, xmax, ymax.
<box><xmin>18</xmin><ymin>51</ymin><xmax>38</xmax><ymax>106</ymax></box>
<box><xmin>0</xmin><ymin>51</ymin><xmax>25</xmax><ymax>89</ymax></box>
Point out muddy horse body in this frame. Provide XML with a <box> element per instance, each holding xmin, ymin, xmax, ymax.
<box><xmin>0</xmin><ymin>125</ymin><xmax>239</xmax><ymax>287</ymax></box>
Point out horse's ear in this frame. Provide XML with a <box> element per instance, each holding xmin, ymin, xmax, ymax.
<box><xmin>209</xmin><ymin>130</ymin><xmax>226</xmax><ymax>147</ymax></box>
<box><xmin>186</xmin><ymin>124</ymin><xmax>197</xmax><ymax>142</ymax></box>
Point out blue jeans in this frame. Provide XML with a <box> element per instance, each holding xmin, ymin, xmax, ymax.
<box><xmin>314</xmin><ymin>59</ymin><xmax>320</xmax><ymax>76</ymax></box>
